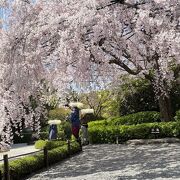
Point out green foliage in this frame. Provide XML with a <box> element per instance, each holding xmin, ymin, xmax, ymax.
<box><xmin>48</xmin><ymin>141</ymin><xmax>80</xmax><ymax>165</ymax></box>
<box><xmin>88</xmin><ymin>111</ymin><xmax>178</xmax><ymax>144</ymax></box>
<box><xmin>34</xmin><ymin>140</ymin><xmax>46</xmax><ymax>149</ymax></box>
<box><xmin>171</xmin><ymin>82</ymin><xmax>180</xmax><ymax>114</ymax></box>
<box><xmin>48</xmin><ymin>108</ymin><xmax>70</xmax><ymax>120</ymax></box>
<box><xmin>173</xmin><ymin>110</ymin><xmax>180</xmax><ymax>136</ymax></box>
<box><xmin>39</xmin><ymin>131</ymin><xmax>49</xmax><ymax>140</ymax></box>
<box><xmin>80</xmin><ymin>90</ymin><xmax>118</xmax><ymax>118</ymax></box>
<box><xmin>35</xmin><ymin>140</ymin><xmax>66</xmax><ymax>150</ymax></box>
<box><xmin>116</xmin><ymin>75</ymin><xmax>180</xmax><ymax>116</ymax></box>
<box><xmin>117</xmin><ymin>77</ymin><xmax>158</xmax><ymax>115</ymax></box>
<box><xmin>175</xmin><ymin>110</ymin><xmax>180</xmax><ymax>121</ymax></box>
<box><xmin>48</xmin><ymin>145</ymin><xmax>68</xmax><ymax>164</ymax></box>
<box><xmin>40</xmin><ymin>108</ymin><xmax>72</xmax><ymax>139</ymax></box>
<box><xmin>88</xmin><ymin>111</ymin><xmax>160</xmax><ymax>128</ymax></box>
<box><xmin>0</xmin><ymin>141</ymin><xmax>81</xmax><ymax>180</ymax></box>
<box><xmin>98</xmin><ymin>90</ymin><xmax>119</xmax><ymax>118</ymax></box>
<box><xmin>89</xmin><ymin>122</ymin><xmax>179</xmax><ymax>144</ymax></box>
<box><xmin>109</xmin><ymin>111</ymin><xmax>161</xmax><ymax>125</ymax></box>
<box><xmin>39</xmin><ymin>121</ymin><xmax>72</xmax><ymax>140</ymax></box>
<box><xmin>88</xmin><ymin>119</ymin><xmax>107</xmax><ymax>127</ymax></box>
<box><xmin>8</xmin><ymin>153</ymin><xmax>44</xmax><ymax>180</ymax></box>
<box><xmin>58</xmin><ymin>121</ymin><xmax>72</xmax><ymax>140</ymax></box>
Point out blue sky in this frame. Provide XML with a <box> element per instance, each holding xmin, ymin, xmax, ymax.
<box><xmin>0</xmin><ymin>7</ymin><xmax>6</xmax><ymax>21</ymax></box>
<box><xmin>0</xmin><ymin>8</ymin><xmax>4</xmax><ymax>18</ymax></box>
<box><xmin>0</xmin><ymin>0</ymin><xmax>36</xmax><ymax>29</ymax></box>
<box><xmin>0</xmin><ymin>4</ymin><xmax>10</xmax><ymax>29</ymax></box>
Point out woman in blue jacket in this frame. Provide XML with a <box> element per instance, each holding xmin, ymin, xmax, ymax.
<box><xmin>65</xmin><ymin>104</ymin><xmax>81</xmax><ymax>142</ymax></box>
<box><xmin>69</xmin><ymin>106</ymin><xmax>81</xmax><ymax>141</ymax></box>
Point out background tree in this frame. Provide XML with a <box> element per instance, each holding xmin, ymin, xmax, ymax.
<box><xmin>115</xmin><ymin>76</ymin><xmax>158</xmax><ymax>115</ymax></box>
<box><xmin>80</xmin><ymin>90</ymin><xmax>118</xmax><ymax>119</ymax></box>
<box><xmin>0</xmin><ymin>0</ymin><xmax>179</xmax><ymax>142</ymax></box>
<box><xmin>74</xmin><ymin>0</ymin><xmax>180</xmax><ymax>121</ymax></box>
<box><xmin>24</xmin><ymin>0</ymin><xmax>179</xmax><ymax>121</ymax></box>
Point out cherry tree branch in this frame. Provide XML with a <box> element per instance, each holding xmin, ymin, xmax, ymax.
<box><xmin>101</xmin><ymin>46</ymin><xmax>142</xmax><ymax>75</ymax></box>
<box><xmin>97</xmin><ymin>0</ymin><xmax>149</xmax><ymax>10</ymax></box>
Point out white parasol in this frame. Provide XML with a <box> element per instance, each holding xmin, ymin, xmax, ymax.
<box><xmin>69</xmin><ymin>102</ymin><xmax>84</xmax><ymax>109</ymax></box>
<box><xmin>48</xmin><ymin>120</ymin><xmax>62</xmax><ymax>125</ymax></box>
<box><xmin>81</xmin><ymin>109</ymin><xmax>94</xmax><ymax>114</ymax></box>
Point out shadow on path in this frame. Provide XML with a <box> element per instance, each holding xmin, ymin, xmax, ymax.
<box><xmin>27</xmin><ymin>143</ymin><xmax>180</xmax><ymax>180</ymax></box>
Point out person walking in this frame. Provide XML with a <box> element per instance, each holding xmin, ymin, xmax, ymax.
<box><xmin>49</xmin><ymin>124</ymin><xmax>58</xmax><ymax>140</ymax></box>
<box><xmin>80</xmin><ymin>109</ymin><xmax>94</xmax><ymax>145</ymax></box>
<box><xmin>65</xmin><ymin>104</ymin><xmax>81</xmax><ymax>143</ymax></box>
<box><xmin>80</xmin><ymin>113</ymin><xmax>90</xmax><ymax>145</ymax></box>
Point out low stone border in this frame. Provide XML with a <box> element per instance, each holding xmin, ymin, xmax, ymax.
<box><xmin>126</xmin><ymin>138</ymin><xmax>180</xmax><ymax>145</ymax></box>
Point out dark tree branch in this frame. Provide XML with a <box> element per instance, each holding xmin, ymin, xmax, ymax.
<box><xmin>89</xmin><ymin>50</ymin><xmax>103</xmax><ymax>65</ymax></box>
<box><xmin>109</xmin><ymin>58</ymin><xmax>142</xmax><ymax>75</ymax></box>
<box><xmin>101</xmin><ymin>47</ymin><xmax>141</xmax><ymax>75</ymax></box>
<box><xmin>97</xmin><ymin>0</ymin><xmax>149</xmax><ymax>10</ymax></box>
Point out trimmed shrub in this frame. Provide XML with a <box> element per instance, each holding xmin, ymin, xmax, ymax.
<box><xmin>109</xmin><ymin>111</ymin><xmax>160</xmax><ymax>125</ymax></box>
<box><xmin>88</xmin><ymin>111</ymin><xmax>160</xmax><ymax>128</ymax></box>
<box><xmin>89</xmin><ymin>122</ymin><xmax>179</xmax><ymax>144</ymax></box>
<box><xmin>48</xmin><ymin>145</ymin><xmax>68</xmax><ymax>165</ymax></box>
<box><xmin>88</xmin><ymin>119</ymin><xmax>108</xmax><ymax>127</ymax></box>
<box><xmin>9</xmin><ymin>153</ymin><xmax>44</xmax><ymax>180</ymax></box>
<box><xmin>35</xmin><ymin>140</ymin><xmax>66</xmax><ymax>150</ymax></box>
<box><xmin>48</xmin><ymin>141</ymin><xmax>80</xmax><ymax>165</ymax></box>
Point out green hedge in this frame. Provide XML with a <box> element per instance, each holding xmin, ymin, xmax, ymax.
<box><xmin>35</xmin><ymin>140</ymin><xmax>66</xmax><ymax>150</ymax></box>
<box><xmin>0</xmin><ymin>141</ymin><xmax>81</xmax><ymax>180</ymax></box>
<box><xmin>8</xmin><ymin>153</ymin><xmax>44</xmax><ymax>180</ymax></box>
<box><xmin>88</xmin><ymin>111</ymin><xmax>160</xmax><ymax>128</ymax></box>
<box><xmin>39</xmin><ymin>131</ymin><xmax>67</xmax><ymax>140</ymax></box>
<box><xmin>89</xmin><ymin>122</ymin><xmax>179</xmax><ymax>144</ymax></box>
<box><xmin>110</xmin><ymin>111</ymin><xmax>160</xmax><ymax>125</ymax></box>
<box><xmin>40</xmin><ymin>121</ymin><xmax>72</xmax><ymax>141</ymax></box>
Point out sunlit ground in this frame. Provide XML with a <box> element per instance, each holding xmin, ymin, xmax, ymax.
<box><xmin>27</xmin><ymin>143</ymin><xmax>180</xmax><ymax>180</ymax></box>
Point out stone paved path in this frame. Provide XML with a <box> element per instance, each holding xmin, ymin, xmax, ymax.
<box><xmin>0</xmin><ymin>143</ymin><xmax>39</xmax><ymax>163</ymax></box>
<box><xmin>27</xmin><ymin>143</ymin><xmax>180</xmax><ymax>180</ymax></box>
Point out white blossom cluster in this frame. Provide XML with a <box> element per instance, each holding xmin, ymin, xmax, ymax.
<box><xmin>0</xmin><ymin>0</ymin><xmax>179</xmax><ymax>141</ymax></box>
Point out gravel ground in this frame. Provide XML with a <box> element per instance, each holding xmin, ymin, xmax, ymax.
<box><xmin>27</xmin><ymin>143</ymin><xmax>180</xmax><ymax>180</ymax></box>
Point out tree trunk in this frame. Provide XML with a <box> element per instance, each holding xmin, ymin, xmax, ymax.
<box><xmin>144</xmin><ymin>74</ymin><xmax>174</xmax><ymax>122</ymax></box>
<box><xmin>158</xmin><ymin>95</ymin><xmax>173</xmax><ymax>121</ymax></box>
